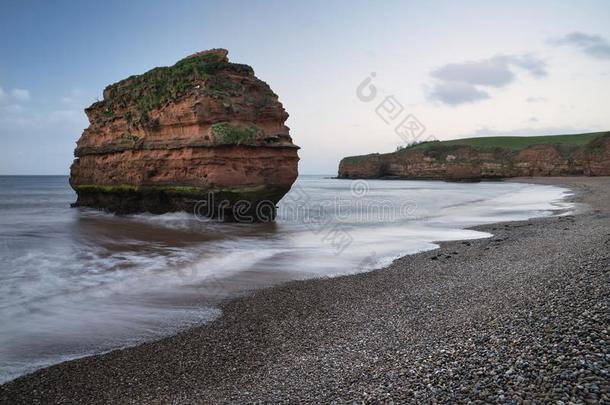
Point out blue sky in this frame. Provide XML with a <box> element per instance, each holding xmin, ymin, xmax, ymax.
<box><xmin>1</xmin><ymin>0</ymin><xmax>609</xmax><ymax>174</ymax></box>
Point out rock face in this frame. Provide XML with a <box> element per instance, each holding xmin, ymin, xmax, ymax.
<box><xmin>70</xmin><ymin>49</ymin><xmax>299</xmax><ymax>220</ymax></box>
<box><xmin>338</xmin><ymin>132</ymin><xmax>610</xmax><ymax>181</ymax></box>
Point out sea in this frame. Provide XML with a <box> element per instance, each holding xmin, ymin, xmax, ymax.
<box><xmin>0</xmin><ymin>175</ymin><xmax>573</xmax><ymax>383</ymax></box>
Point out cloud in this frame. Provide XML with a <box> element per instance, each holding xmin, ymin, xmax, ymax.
<box><xmin>0</xmin><ymin>84</ymin><xmax>89</xmax><ymax>175</ymax></box>
<box><xmin>0</xmin><ymin>85</ymin><xmax>90</xmax><ymax>138</ymax></box>
<box><xmin>48</xmin><ymin>109</ymin><xmax>84</xmax><ymax>126</ymax></box>
<box><xmin>526</xmin><ymin>96</ymin><xmax>546</xmax><ymax>103</ymax></box>
<box><xmin>428</xmin><ymin>54</ymin><xmax>547</xmax><ymax>106</ymax></box>
<box><xmin>0</xmin><ymin>85</ymin><xmax>31</xmax><ymax>105</ymax></box>
<box><xmin>507</xmin><ymin>55</ymin><xmax>547</xmax><ymax>78</ymax></box>
<box><xmin>553</xmin><ymin>32</ymin><xmax>610</xmax><ymax>60</ymax></box>
<box><xmin>429</xmin><ymin>81</ymin><xmax>490</xmax><ymax>105</ymax></box>
<box><xmin>431</xmin><ymin>57</ymin><xmax>514</xmax><ymax>87</ymax></box>
<box><xmin>11</xmin><ymin>89</ymin><xmax>30</xmax><ymax>102</ymax></box>
<box><xmin>431</xmin><ymin>55</ymin><xmax>547</xmax><ymax>87</ymax></box>
<box><xmin>1</xmin><ymin>104</ymin><xmax>24</xmax><ymax>114</ymax></box>
<box><xmin>60</xmin><ymin>88</ymin><xmax>84</xmax><ymax>107</ymax></box>
<box><xmin>0</xmin><ymin>108</ymin><xmax>85</xmax><ymax>131</ymax></box>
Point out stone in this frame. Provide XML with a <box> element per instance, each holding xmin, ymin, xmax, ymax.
<box><xmin>70</xmin><ymin>49</ymin><xmax>299</xmax><ymax>220</ymax></box>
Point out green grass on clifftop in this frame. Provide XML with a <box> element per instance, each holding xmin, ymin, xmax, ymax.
<box><xmin>341</xmin><ymin>131</ymin><xmax>609</xmax><ymax>165</ymax></box>
<box><xmin>342</xmin><ymin>155</ymin><xmax>376</xmax><ymax>165</ymax></box>
<box><xmin>410</xmin><ymin>131</ymin><xmax>608</xmax><ymax>151</ymax></box>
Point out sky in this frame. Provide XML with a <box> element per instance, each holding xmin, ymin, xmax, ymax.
<box><xmin>1</xmin><ymin>0</ymin><xmax>609</xmax><ymax>175</ymax></box>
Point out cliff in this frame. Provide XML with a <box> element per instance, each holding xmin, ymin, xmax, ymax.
<box><xmin>70</xmin><ymin>49</ymin><xmax>299</xmax><ymax>220</ymax></box>
<box><xmin>338</xmin><ymin>132</ymin><xmax>610</xmax><ymax>181</ymax></box>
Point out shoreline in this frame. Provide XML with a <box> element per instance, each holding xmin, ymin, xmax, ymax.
<box><xmin>1</xmin><ymin>177</ymin><xmax>609</xmax><ymax>403</ymax></box>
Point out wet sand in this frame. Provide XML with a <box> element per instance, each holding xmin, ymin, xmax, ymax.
<box><xmin>1</xmin><ymin>177</ymin><xmax>609</xmax><ymax>404</ymax></box>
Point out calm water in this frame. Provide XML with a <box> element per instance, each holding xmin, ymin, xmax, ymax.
<box><xmin>0</xmin><ymin>175</ymin><xmax>572</xmax><ymax>383</ymax></box>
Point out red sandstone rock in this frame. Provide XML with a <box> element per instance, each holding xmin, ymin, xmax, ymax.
<box><xmin>69</xmin><ymin>49</ymin><xmax>299</xmax><ymax>220</ymax></box>
<box><xmin>338</xmin><ymin>133</ymin><xmax>610</xmax><ymax>180</ymax></box>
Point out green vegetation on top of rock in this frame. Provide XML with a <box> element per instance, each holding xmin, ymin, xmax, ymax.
<box><xmin>585</xmin><ymin>132</ymin><xmax>610</xmax><ymax>154</ymax></box>
<box><xmin>409</xmin><ymin>131</ymin><xmax>609</xmax><ymax>152</ymax></box>
<box><xmin>342</xmin><ymin>155</ymin><xmax>378</xmax><ymax>165</ymax></box>
<box><xmin>211</xmin><ymin>123</ymin><xmax>258</xmax><ymax>145</ymax></box>
<box><xmin>340</xmin><ymin>131</ymin><xmax>610</xmax><ymax>166</ymax></box>
<box><xmin>88</xmin><ymin>49</ymin><xmax>258</xmax><ymax>123</ymax></box>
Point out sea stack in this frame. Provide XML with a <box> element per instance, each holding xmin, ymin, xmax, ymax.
<box><xmin>69</xmin><ymin>49</ymin><xmax>299</xmax><ymax>220</ymax></box>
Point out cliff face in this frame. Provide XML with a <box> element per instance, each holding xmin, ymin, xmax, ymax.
<box><xmin>338</xmin><ymin>133</ymin><xmax>610</xmax><ymax>181</ymax></box>
<box><xmin>70</xmin><ymin>49</ymin><xmax>299</xmax><ymax>220</ymax></box>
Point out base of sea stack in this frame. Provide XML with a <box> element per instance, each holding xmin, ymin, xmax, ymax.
<box><xmin>70</xmin><ymin>184</ymin><xmax>288</xmax><ymax>221</ymax></box>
